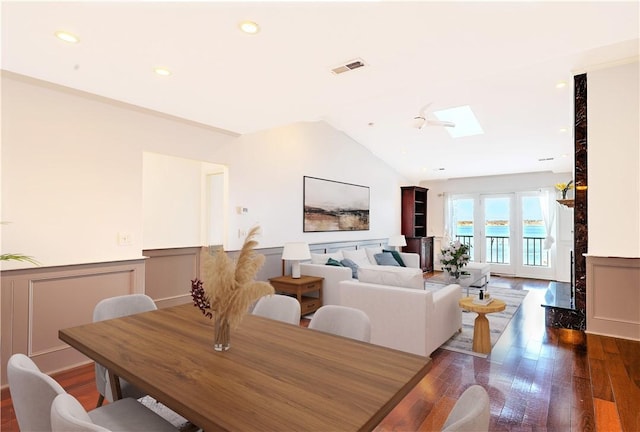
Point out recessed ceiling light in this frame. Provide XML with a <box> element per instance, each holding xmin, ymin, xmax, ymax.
<box><xmin>55</xmin><ymin>31</ymin><xmax>79</xmax><ymax>44</ymax></box>
<box><xmin>556</xmin><ymin>81</ymin><xmax>567</xmax><ymax>89</ymax></box>
<box><xmin>559</xmin><ymin>127</ymin><xmax>568</xmax><ymax>133</ymax></box>
<box><xmin>239</xmin><ymin>20</ymin><xmax>260</xmax><ymax>34</ymax></box>
<box><xmin>154</xmin><ymin>67</ymin><xmax>171</xmax><ymax>76</ymax></box>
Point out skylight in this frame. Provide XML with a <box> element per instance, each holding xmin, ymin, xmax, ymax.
<box><xmin>433</xmin><ymin>105</ymin><xmax>484</xmax><ymax>138</ymax></box>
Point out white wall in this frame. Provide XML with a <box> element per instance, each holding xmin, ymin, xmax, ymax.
<box><xmin>1</xmin><ymin>73</ymin><xmax>409</xmax><ymax>268</ymax></box>
<box><xmin>422</xmin><ymin>171</ymin><xmax>574</xmax><ymax>237</ymax></box>
<box><xmin>587</xmin><ymin>60</ymin><xmax>640</xmax><ymax>258</ymax></box>
<box><xmin>207</xmin><ymin>121</ymin><xmax>409</xmax><ymax>250</ymax></box>
<box><xmin>1</xmin><ymin>73</ymin><xmax>237</xmax><ymax>269</ymax></box>
<box><xmin>142</xmin><ymin>152</ymin><xmax>225</xmax><ymax>249</ymax></box>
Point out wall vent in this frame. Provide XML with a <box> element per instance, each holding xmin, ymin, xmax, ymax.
<box><xmin>331</xmin><ymin>58</ymin><xmax>367</xmax><ymax>75</ymax></box>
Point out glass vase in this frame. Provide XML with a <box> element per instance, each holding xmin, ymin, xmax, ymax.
<box><xmin>214</xmin><ymin>314</ymin><xmax>231</xmax><ymax>351</ymax></box>
<box><xmin>447</xmin><ymin>271</ymin><xmax>460</xmax><ymax>284</ymax></box>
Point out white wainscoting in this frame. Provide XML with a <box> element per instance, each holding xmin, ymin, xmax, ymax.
<box><xmin>586</xmin><ymin>255</ymin><xmax>640</xmax><ymax>341</ymax></box>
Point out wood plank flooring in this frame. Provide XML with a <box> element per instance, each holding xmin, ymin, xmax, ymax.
<box><xmin>2</xmin><ymin>275</ymin><xmax>639</xmax><ymax>431</ymax></box>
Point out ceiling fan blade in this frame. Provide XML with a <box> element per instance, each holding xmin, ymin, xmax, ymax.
<box><xmin>426</xmin><ymin>119</ymin><xmax>456</xmax><ymax>128</ymax></box>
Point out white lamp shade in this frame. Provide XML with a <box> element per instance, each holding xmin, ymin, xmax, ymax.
<box><xmin>282</xmin><ymin>242</ymin><xmax>311</xmax><ymax>260</ymax></box>
<box><xmin>282</xmin><ymin>242</ymin><xmax>310</xmax><ymax>278</ymax></box>
<box><xmin>388</xmin><ymin>235</ymin><xmax>407</xmax><ymax>247</ymax></box>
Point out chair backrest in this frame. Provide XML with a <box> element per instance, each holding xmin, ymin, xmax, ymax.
<box><xmin>7</xmin><ymin>353</ymin><xmax>67</xmax><ymax>432</ymax></box>
<box><xmin>252</xmin><ymin>294</ymin><xmax>301</xmax><ymax>325</ymax></box>
<box><xmin>51</xmin><ymin>394</ymin><xmax>110</xmax><ymax>432</ymax></box>
<box><xmin>308</xmin><ymin>305</ymin><xmax>371</xmax><ymax>342</ymax></box>
<box><xmin>93</xmin><ymin>294</ymin><xmax>157</xmax><ymax>399</ymax></box>
<box><xmin>441</xmin><ymin>385</ymin><xmax>490</xmax><ymax>431</ymax></box>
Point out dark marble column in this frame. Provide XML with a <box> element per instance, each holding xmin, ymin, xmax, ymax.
<box><xmin>545</xmin><ymin>73</ymin><xmax>587</xmax><ymax>330</ymax></box>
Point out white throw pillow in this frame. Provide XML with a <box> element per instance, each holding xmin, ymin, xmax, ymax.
<box><xmin>342</xmin><ymin>249</ymin><xmax>370</xmax><ymax>267</ymax></box>
<box><xmin>310</xmin><ymin>251</ymin><xmax>344</xmax><ymax>265</ymax></box>
<box><xmin>365</xmin><ymin>247</ymin><xmax>383</xmax><ymax>265</ymax></box>
<box><xmin>357</xmin><ymin>266</ymin><xmax>424</xmax><ymax>289</ymax></box>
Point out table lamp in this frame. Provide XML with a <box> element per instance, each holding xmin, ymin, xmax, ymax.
<box><xmin>387</xmin><ymin>235</ymin><xmax>407</xmax><ymax>252</ymax></box>
<box><xmin>282</xmin><ymin>242</ymin><xmax>311</xmax><ymax>278</ymax></box>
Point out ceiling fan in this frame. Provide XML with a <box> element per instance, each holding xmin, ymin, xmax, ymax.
<box><xmin>412</xmin><ymin>103</ymin><xmax>456</xmax><ymax>129</ymax></box>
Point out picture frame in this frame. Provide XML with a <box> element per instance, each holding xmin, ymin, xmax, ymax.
<box><xmin>303</xmin><ymin>176</ymin><xmax>370</xmax><ymax>232</ymax></box>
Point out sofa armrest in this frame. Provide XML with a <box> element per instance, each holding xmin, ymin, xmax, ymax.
<box><xmin>399</xmin><ymin>252</ymin><xmax>420</xmax><ymax>269</ymax></box>
<box><xmin>429</xmin><ymin>283</ymin><xmax>463</xmax><ymax>350</ymax></box>
<box><xmin>299</xmin><ymin>263</ymin><xmax>353</xmax><ymax>306</ymax></box>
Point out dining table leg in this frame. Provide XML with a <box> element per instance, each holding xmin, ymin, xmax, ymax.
<box><xmin>108</xmin><ymin>371</ymin><xmax>123</xmax><ymax>401</ymax></box>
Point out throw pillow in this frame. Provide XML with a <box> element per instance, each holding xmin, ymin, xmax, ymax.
<box><xmin>340</xmin><ymin>258</ymin><xmax>359</xmax><ymax>278</ymax></box>
<box><xmin>374</xmin><ymin>252</ymin><xmax>401</xmax><ymax>266</ymax></box>
<box><xmin>342</xmin><ymin>249</ymin><xmax>370</xmax><ymax>267</ymax></box>
<box><xmin>326</xmin><ymin>257</ymin><xmax>344</xmax><ymax>267</ymax></box>
<box><xmin>382</xmin><ymin>249</ymin><xmax>406</xmax><ymax>267</ymax></box>
<box><xmin>365</xmin><ymin>247</ymin><xmax>383</xmax><ymax>265</ymax></box>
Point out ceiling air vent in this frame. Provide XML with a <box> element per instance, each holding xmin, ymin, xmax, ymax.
<box><xmin>331</xmin><ymin>58</ymin><xmax>367</xmax><ymax>75</ymax></box>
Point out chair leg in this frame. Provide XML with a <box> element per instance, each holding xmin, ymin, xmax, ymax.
<box><xmin>96</xmin><ymin>394</ymin><xmax>105</xmax><ymax>408</ymax></box>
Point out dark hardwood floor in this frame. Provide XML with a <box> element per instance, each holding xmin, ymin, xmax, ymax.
<box><xmin>2</xmin><ymin>275</ymin><xmax>639</xmax><ymax>431</ymax></box>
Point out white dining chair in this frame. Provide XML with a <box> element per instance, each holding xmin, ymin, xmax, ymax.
<box><xmin>441</xmin><ymin>385</ymin><xmax>490</xmax><ymax>431</ymax></box>
<box><xmin>7</xmin><ymin>353</ymin><xmax>179</xmax><ymax>432</ymax></box>
<box><xmin>93</xmin><ymin>294</ymin><xmax>157</xmax><ymax>407</ymax></box>
<box><xmin>252</xmin><ymin>294</ymin><xmax>301</xmax><ymax>325</ymax></box>
<box><xmin>7</xmin><ymin>353</ymin><xmax>66</xmax><ymax>431</ymax></box>
<box><xmin>51</xmin><ymin>393</ymin><xmax>180</xmax><ymax>432</ymax></box>
<box><xmin>308</xmin><ymin>305</ymin><xmax>371</xmax><ymax>342</ymax></box>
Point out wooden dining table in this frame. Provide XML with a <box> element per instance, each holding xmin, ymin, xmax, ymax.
<box><xmin>59</xmin><ymin>303</ymin><xmax>431</xmax><ymax>432</ymax></box>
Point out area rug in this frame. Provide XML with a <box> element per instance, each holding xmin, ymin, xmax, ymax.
<box><xmin>139</xmin><ymin>396</ymin><xmax>200</xmax><ymax>432</ymax></box>
<box><xmin>434</xmin><ymin>284</ymin><xmax>528</xmax><ymax>358</ymax></box>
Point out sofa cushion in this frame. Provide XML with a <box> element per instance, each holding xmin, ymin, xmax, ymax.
<box><xmin>374</xmin><ymin>252</ymin><xmax>400</xmax><ymax>266</ymax></box>
<box><xmin>310</xmin><ymin>251</ymin><xmax>344</xmax><ymax>265</ymax></box>
<box><xmin>383</xmin><ymin>249</ymin><xmax>406</xmax><ymax>267</ymax></box>
<box><xmin>340</xmin><ymin>258</ymin><xmax>359</xmax><ymax>278</ymax></box>
<box><xmin>365</xmin><ymin>247</ymin><xmax>384</xmax><ymax>265</ymax></box>
<box><xmin>342</xmin><ymin>249</ymin><xmax>370</xmax><ymax>267</ymax></box>
<box><xmin>326</xmin><ymin>257</ymin><xmax>344</xmax><ymax>267</ymax></box>
<box><xmin>357</xmin><ymin>266</ymin><xmax>424</xmax><ymax>289</ymax></box>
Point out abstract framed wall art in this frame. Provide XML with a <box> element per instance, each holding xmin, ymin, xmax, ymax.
<box><xmin>303</xmin><ymin>176</ymin><xmax>370</xmax><ymax>232</ymax></box>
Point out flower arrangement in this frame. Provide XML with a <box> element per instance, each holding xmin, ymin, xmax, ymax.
<box><xmin>440</xmin><ymin>240</ymin><xmax>471</xmax><ymax>280</ymax></box>
<box><xmin>555</xmin><ymin>180</ymin><xmax>574</xmax><ymax>199</ymax></box>
<box><xmin>190</xmin><ymin>226</ymin><xmax>274</xmax><ymax>350</ymax></box>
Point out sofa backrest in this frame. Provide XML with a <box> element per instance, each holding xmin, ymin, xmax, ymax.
<box><xmin>338</xmin><ymin>280</ymin><xmax>433</xmax><ymax>356</ymax></box>
<box><xmin>357</xmin><ymin>266</ymin><xmax>424</xmax><ymax>289</ymax></box>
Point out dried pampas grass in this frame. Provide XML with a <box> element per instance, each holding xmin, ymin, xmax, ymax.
<box><xmin>197</xmin><ymin>226</ymin><xmax>274</xmax><ymax>328</ymax></box>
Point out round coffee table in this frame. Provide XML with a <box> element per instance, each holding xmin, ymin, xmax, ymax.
<box><xmin>458</xmin><ymin>296</ymin><xmax>506</xmax><ymax>354</ymax></box>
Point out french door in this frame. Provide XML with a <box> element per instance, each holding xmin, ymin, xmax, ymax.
<box><xmin>481</xmin><ymin>194</ymin><xmax>515</xmax><ymax>275</ymax></box>
<box><xmin>449</xmin><ymin>192</ymin><xmax>553</xmax><ymax>278</ymax></box>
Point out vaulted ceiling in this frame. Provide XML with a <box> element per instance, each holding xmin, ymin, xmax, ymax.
<box><xmin>2</xmin><ymin>1</ymin><xmax>638</xmax><ymax>182</ymax></box>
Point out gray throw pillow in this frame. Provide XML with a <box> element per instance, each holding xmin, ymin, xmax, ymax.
<box><xmin>374</xmin><ymin>252</ymin><xmax>401</xmax><ymax>266</ymax></box>
<box><xmin>382</xmin><ymin>249</ymin><xmax>406</xmax><ymax>267</ymax></box>
<box><xmin>340</xmin><ymin>258</ymin><xmax>359</xmax><ymax>278</ymax></box>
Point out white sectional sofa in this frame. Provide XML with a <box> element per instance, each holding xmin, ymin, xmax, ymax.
<box><xmin>338</xmin><ymin>279</ymin><xmax>462</xmax><ymax>357</ymax></box>
<box><xmin>300</xmin><ymin>246</ymin><xmax>422</xmax><ymax>305</ymax></box>
<box><xmin>299</xmin><ymin>246</ymin><xmax>462</xmax><ymax>358</ymax></box>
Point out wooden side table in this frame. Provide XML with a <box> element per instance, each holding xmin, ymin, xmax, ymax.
<box><xmin>268</xmin><ymin>275</ymin><xmax>323</xmax><ymax>316</ymax></box>
<box><xmin>458</xmin><ymin>296</ymin><xmax>506</xmax><ymax>354</ymax></box>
